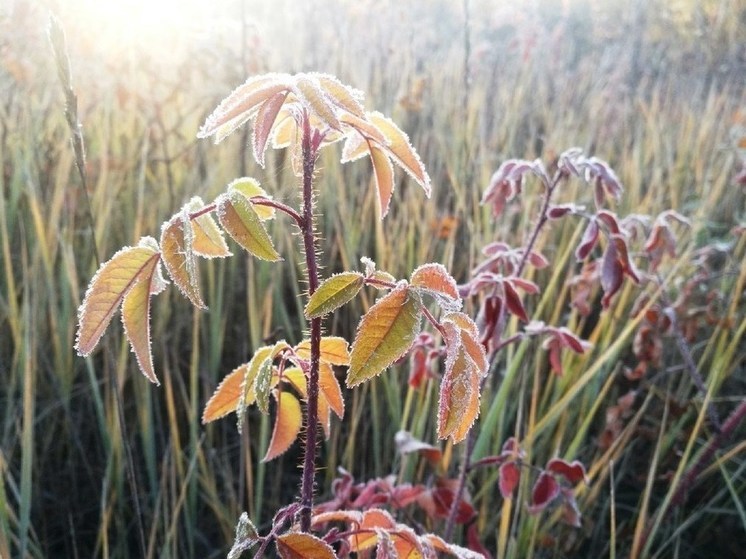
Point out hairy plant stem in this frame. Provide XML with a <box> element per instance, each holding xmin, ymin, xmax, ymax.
<box><xmin>298</xmin><ymin>114</ymin><xmax>322</xmax><ymax>532</ymax></box>
<box><xmin>444</xmin><ymin>171</ymin><xmax>563</xmax><ymax>540</ymax></box>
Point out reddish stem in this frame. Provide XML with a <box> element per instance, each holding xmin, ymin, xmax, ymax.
<box><xmin>299</xmin><ymin>113</ymin><xmax>322</xmax><ymax>533</ymax></box>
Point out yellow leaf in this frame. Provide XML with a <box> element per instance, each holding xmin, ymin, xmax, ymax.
<box><xmin>279</xmin><ymin>367</ymin><xmax>307</xmax><ymax>397</ymax></box>
<box><xmin>315</xmin><ymin>73</ymin><xmax>366</xmax><ymax>118</ymax></box>
<box><xmin>263</xmin><ymin>390</ymin><xmax>302</xmax><ymax>462</ymax></box>
<box><xmin>217</xmin><ymin>190</ymin><xmax>282</xmax><ymax>261</ymax></box>
<box><xmin>121</xmin><ymin>254</ymin><xmax>163</xmax><ymax>384</ymax></box>
<box><xmin>160</xmin><ymin>212</ymin><xmax>205</xmax><ymax>309</ymax></box>
<box><xmin>227</xmin><ymin>177</ymin><xmax>275</xmax><ymax>220</ymax></box>
<box><xmin>369</xmin><ymin>111</ymin><xmax>431</xmax><ymax>196</ymax></box>
<box><xmin>347</xmin><ymin>283</ymin><xmax>422</xmax><ymax>387</ymax></box>
<box><xmin>349</xmin><ymin>509</ymin><xmax>396</xmax><ymax>552</ymax></box>
<box><xmin>276</xmin><ymin>532</ymin><xmax>336</xmax><ymax>559</ymax></box>
<box><xmin>75</xmin><ymin>237</ymin><xmax>160</xmax><ymax>356</ymax></box>
<box><xmin>294</xmin><ymin>74</ymin><xmax>340</xmax><ymax>130</ymax></box>
<box><xmin>186</xmin><ymin>197</ymin><xmax>231</xmax><ymax>258</ymax></box>
<box><xmin>305</xmin><ymin>272</ymin><xmax>364</xmax><ymax>319</ymax></box>
<box><xmin>295</xmin><ymin>336</ymin><xmax>351</xmax><ymax>366</ymax></box>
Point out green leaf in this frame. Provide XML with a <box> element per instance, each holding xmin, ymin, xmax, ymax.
<box><xmin>347</xmin><ymin>282</ymin><xmax>421</xmax><ymax>387</ymax></box>
<box><xmin>305</xmin><ymin>272</ymin><xmax>365</xmax><ymax>318</ymax></box>
<box><xmin>217</xmin><ymin>189</ymin><xmax>282</xmax><ymax>261</ymax></box>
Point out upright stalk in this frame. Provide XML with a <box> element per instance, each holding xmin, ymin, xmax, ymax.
<box><xmin>298</xmin><ymin>114</ymin><xmax>322</xmax><ymax>532</ymax></box>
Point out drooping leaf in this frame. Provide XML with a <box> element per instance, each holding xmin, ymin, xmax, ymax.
<box><xmin>437</xmin><ymin>348</ymin><xmax>480</xmax><ymax>442</ymax></box>
<box><xmin>295</xmin><ymin>336</ymin><xmax>351</xmax><ymax>366</ymax></box>
<box><xmin>575</xmin><ymin>219</ymin><xmax>599</xmax><ymax>260</ymax></box>
<box><xmin>252</xmin><ymin>90</ymin><xmax>289</xmax><ymax>167</ymax></box>
<box><xmin>340</xmin><ymin>131</ymin><xmax>369</xmax><ymax>163</ymax></box>
<box><xmin>369</xmin><ymin>143</ymin><xmax>395</xmax><ymax>217</ymax></box>
<box><xmin>217</xmin><ymin>189</ymin><xmax>281</xmax><ymax>261</ymax></box>
<box><xmin>368</xmin><ymin>111</ymin><xmax>431</xmax><ymax>196</ymax></box>
<box><xmin>527</xmin><ymin>471</ymin><xmax>561</xmax><ymax>514</ymax></box>
<box><xmin>198</xmin><ymin>73</ymin><xmax>292</xmax><ymax>143</ymax></box>
<box><xmin>347</xmin><ymin>283</ymin><xmax>422</xmax><ymax>387</ymax></box>
<box><xmin>160</xmin><ymin>211</ymin><xmax>205</xmax><ymax>309</ymax></box>
<box><xmin>305</xmin><ymin>272</ymin><xmax>364</xmax><ymax>319</ymax></box>
<box><xmin>340</xmin><ymin>112</ymin><xmax>387</xmax><ymax>144</ymax></box>
<box><xmin>227</xmin><ymin>177</ymin><xmax>275</xmax><ymax>220</ymax></box>
<box><xmin>253</xmin><ymin>357</ymin><xmax>274</xmax><ymax>415</ymax></box>
<box><xmin>394</xmin><ymin>430</ymin><xmax>442</xmax><ymax>463</ymax></box>
<box><xmin>278</xmin><ymin>366</ymin><xmax>307</xmax><ymax>396</ymax></box>
<box><xmin>121</xmin><ymin>254</ymin><xmax>164</xmax><ymax>384</ymax></box>
<box><xmin>276</xmin><ymin>532</ymin><xmax>336</xmax><ymax>559</ymax></box>
<box><xmin>263</xmin><ymin>390</ymin><xmax>302</xmax><ymax>462</ymax></box>
<box><xmin>499</xmin><ymin>461</ymin><xmax>521</xmax><ymax>499</ymax></box>
<box><xmin>319</xmin><ymin>363</ymin><xmax>345</xmax><ymax>418</ymax></box>
<box><xmin>185</xmin><ymin>197</ymin><xmax>231</xmax><ymax>258</ymax></box>
<box><xmin>294</xmin><ymin>74</ymin><xmax>341</xmax><ymax>129</ymax></box>
<box><xmin>75</xmin><ymin>237</ymin><xmax>161</xmax><ymax>356</ymax></box>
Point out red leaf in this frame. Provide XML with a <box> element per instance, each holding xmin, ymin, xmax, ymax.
<box><xmin>527</xmin><ymin>472</ymin><xmax>560</xmax><ymax>514</ymax></box>
<box><xmin>575</xmin><ymin>219</ymin><xmax>599</xmax><ymax>260</ymax></box>
<box><xmin>499</xmin><ymin>461</ymin><xmax>521</xmax><ymax>499</ymax></box>
<box><xmin>503</xmin><ymin>280</ymin><xmax>529</xmax><ymax>322</ymax></box>
<box><xmin>546</xmin><ymin>458</ymin><xmax>587</xmax><ymax>485</ymax></box>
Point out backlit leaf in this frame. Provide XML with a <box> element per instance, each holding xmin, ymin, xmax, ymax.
<box><xmin>499</xmin><ymin>461</ymin><xmax>521</xmax><ymax>499</ymax></box>
<box><xmin>340</xmin><ymin>112</ymin><xmax>387</xmax><ymax>144</ymax></box>
<box><xmin>185</xmin><ymin>197</ymin><xmax>231</xmax><ymax>258</ymax></box>
<box><xmin>227</xmin><ymin>512</ymin><xmax>259</xmax><ymax>559</ymax></box>
<box><xmin>217</xmin><ymin>190</ymin><xmax>281</xmax><ymax>261</ymax></box>
<box><xmin>276</xmin><ymin>532</ymin><xmax>336</xmax><ymax>559</ymax></box>
<box><xmin>341</xmin><ymin>131</ymin><xmax>369</xmax><ymax>163</ymax></box>
<box><xmin>437</xmin><ymin>348</ymin><xmax>480</xmax><ymax>442</ymax></box>
<box><xmin>294</xmin><ymin>74</ymin><xmax>340</xmax><ymax>129</ymax></box>
<box><xmin>252</xmin><ymin>90</ymin><xmax>289</xmax><ymax>167</ymax></box>
<box><xmin>295</xmin><ymin>336</ymin><xmax>351</xmax><ymax>366</ymax></box>
<box><xmin>349</xmin><ymin>509</ymin><xmax>396</xmax><ymax>552</ymax></box>
<box><xmin>75</xmin><ymin>237</ymin><xmax>160</xmax><ymax>356</ymax></box>
<box><xmin>263</xmin><ymin>390</ymin><xmax>302</xmax><ymax>462</ymax></box>
<box><xmin>160</xmin><ymin>212</ymin><xmax>205</xmax><ymax>309</ymax></box>
<box><xmin>305</xmin><ymin>272</ymin><xmax>364</xmax><ymax>319</ymax></box>
<box><xmin>347</xmin><ymin>283</ymin><xmax>422</xmax><ymax>387</ymax></box>
<box><xmin>369</xmin><ymin>143</ymin><xmax>395</xmax><ymax>217</ymax></box>
<box><xmin>368</xmin><ymin>111</ymin><xmax>431</xmax><ymax>196</ymax></box>
<box><xmin>319</xmin><ymin>362</ymin><xmax>344</xmax><ymax>418</ymax></box>
<box><xmin>121</xmin><ymin>254</ymin><xmax>163</xmax><ymax>384</ymax></box>
<box><xmin>527</xmin><ymin>471</ymin><xmax>560</xmax><ymax>514</ymax></box>
<box><xmin>227</xmin><ymin>177</ymin><xmax>275</xmax><ymax>220</ymax></box>
<box><xmin>198</xmin><ymin>73</ymin><xmax>292</xmax><ymax>143</ymax></box>
<box><xmin>410</xmin><ymin>263</ymin><xmax>460</xmax><ymax>304</ymax></box>
<box><xmin>316</xmin><ymin>73</ymin><xmax>366</xmax><ymax>117</ymax></box>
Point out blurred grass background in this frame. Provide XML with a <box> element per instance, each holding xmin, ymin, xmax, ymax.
<box><xmin>1</xmin><ymin>0</ymin><xmax>745</xmax><ymax>557</ymax></box>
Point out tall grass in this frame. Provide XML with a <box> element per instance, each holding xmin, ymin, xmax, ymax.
<box><xmin>1</xmin><ymin>0</ymin><xmax>744</xmax><ymax>557</ymax></box>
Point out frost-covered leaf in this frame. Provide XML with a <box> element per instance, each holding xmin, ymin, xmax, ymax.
<box><xmin>227</xmin><ymin>177</ymin><xmax>275</xmax><ymax>220</ymax></box>
<box><xmin>316</xmin><ymin>73</ymin><xmax>366</xmax><ymax>117</ymax></box>
<box><xmin>349</xmin><ymin>509</ymin><xmax>397</xmax><ymax>552</ymax></box>
<box><xmin>527</xmin><ymin>472</ymin><xmax>560</xmax><ymax>514</ymax></box>
<box><xmin>410</xmin><ymin>263</ymin><xmax>460</xmax><ymax>308</ymax></box>
<box><xmin>319</xmin><ymin>363</ymin><xmax>345</xmax><ymax>418</ymax></box>
<box><xmin>294</xmin><ymin>74</ymin><xmax>340</xmax><ymax>129</ymax></box>
<box><xmin>368</xmin><ymin>111</ymin><xmax>431</xmax><ymax>196</ymax></box>
<box><xmin>252</xmin><ymin>90</ymin><xmax>289</xmax><ymax>167</ymax></box>
<box><xmin>394</xmin><ymin>430</ymin><xmax>442</xmax><ymax>463</ymax></box>
<box><xmin>423</xmin><ymin>534</ymin><xmax>487</xmax><ymax>559</ymax></box>
<box><xmin>160</xmin><ymin>211</ymin><xmax>205</xmax><ymax>309</ymax></box>
<box><xmin>575</xmin><ymin>219</ymin><xmax>600</xmax><ymax>260</ymax></box>
<box><xmin>75</xmin><ymin>237</ymin><xmax>161</xmax><ymax>356</ymax></box>
<box><xmin>369</xmin><ymin>143</ymin><xmax>395</xmax><ymax>217</ymax></box>
<box><xmin>276</xmin><ymin>532</ymin><xmax>336</xmax><ymax>559</ymax></box>
<box><xmin>546</xmin><ymin>458</ymin><xmax>587</xmax><ymax>485</ymax></box>
<box><xmin>340</xmin><ymin>112</ymin><xmax>386</xmax><ymax>144</ymax></box>
<box><xmin>499</xmin><ymin>461</ymin><xmax>521</xmax><ymax>499</ymax></box>
<box><xmin>227</xmin><ymin>512</ymin><xmax>259</xmax><ymax>559</ymax></box>
<box><xmin>295</xmin><ymin>336</ymin><xmax>351</xmax><ymax>366</ymax></box>
<box><xmin>437</xmin><ymin>348</ymin><xmax>480</xmax><ymax>442</ymax></box>
<box><xmin>347</xmin><ymin>283</ymin><xmax>422</xmax><ymax>387</ymax></box>
<box><xmin>305</xmin><ymin>272</ymin><xmax>364</xmax><ymax>318</ymax></box>
<box><xmin>186</xmin><ymin>197</ymin><xmax>231</xmax><ymax>258</ymax></box>
<box><xmin>263</xmin><ymin>390</ymin><xmax>302</xmax><ymax>462</ymax></box>
<box><xmin>217</xmin><ymin>190</ymin><xmax>281</xmax><ymax>261</ymax></box>
<box><xmin>198</xmin><ymin>73</ymin><xmax>292</xmax><ymax>143</ymax></box>
<box><xmin>121</xmin><ymin>254</ymin><xmax>164</xmax><ymax>384</ymax></box>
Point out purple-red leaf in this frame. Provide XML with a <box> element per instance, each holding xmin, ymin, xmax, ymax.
<box><xmin>575</xmin><ymin>219</ymin><xmax>600</xmax><ymax>260</ymax></box>
<box><xmin>527</xmin><ymin>471</ymin><xmax>560</xmax><ymax>514</ymax></box>
<box><xmin>499</xmin><ymin>461</ymin><xmax>521</xmax><ymax>499</ymax></box>
<box><xmin>546</xmin><ymin>458</ymin><xmax>587</xmax><ymax>485</ymax></box>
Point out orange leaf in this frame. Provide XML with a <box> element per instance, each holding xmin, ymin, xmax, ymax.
<box><xmin>263</xmin><ymin>390</ymin><xmax>302</xmax><ymax>462</ymax></box>
<box><xmin>319</xmin><ymin>362</ymin><xmax>345</xmax><ymax>418</ymax></box>
<box><xmin>369</xmin><ymin>142</ymin><xmax>395</xmax><ymax>217</ymax></box>
<box><xmin>348</xmin><ymin>283</ymin><xmax>422</xmax><ymax>387</ymax></box>
<box><xmin>410</xmin><ymin>263</ymin><xmax>460</xmax><ymax>306</ymax></box>
<box><xmin>368</xmin><ymin>111</ymin><xmax>431</xmax><ymax>196</ymax></box>
<box><xmin>437</xmin><ymin>348</ymin><xmax>480</xmax><ymax>442</ymax></box>
<box><xmin>317</xmin><ymin>394</ymin><xmax>331</xmax><ymax>439</ymax></box>
<box><xmin>340</xmin><ymin>112</ymin><xmax>386</xmax><ymax>144</ymax></box>
<box><xmin>160</xmin><ymin>212</ymin><xmax>205</xmax><ymax>309</ymax></box>
<box><xmin>276</xmin><ymin>532</ymin><xmax>336</xmax><ymax>559</ymax></box>
<box><xmin>278</xmin><ymin>367</ymin><xmax>307</xmax><ymax>397</ymax></box>
<box><xmin>311</xmin><ymin>510</ymin><xmax>363</xmax><ymax>527</ymax></box>
<box><xmin>75</xmin><ymin>237</ymin><xmax>161</xmax><ymax>356</ymax></box>
<box><xmin>349</xmin><ymin>509</ymin><xmax>397</xmax><ymax>552</ymax></box>
<box><xmin>295</xmin><ymin>336</ymin><xmax>351</xmax><ymax>366</ymax></box>
<box><xmin>121</xmin><ymin>253</ymin><xmax>164</xmax><ymax>384</ymax></box>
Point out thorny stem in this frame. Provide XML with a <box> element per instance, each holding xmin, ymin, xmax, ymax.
<box><xmin>444</xmin><ymin>171</ymin><xmax>564</xmax><ymax>540</ymax></box>
<box><xmin>299</xmin><ymin>113</ymin><xmax>322</xmax><ymax>532</ymax></box>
